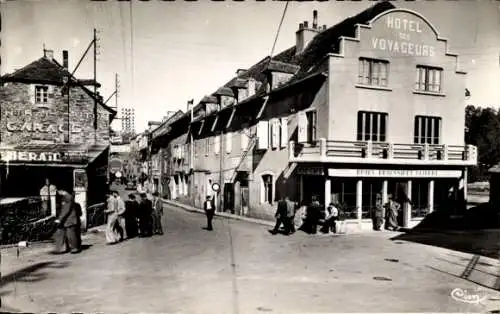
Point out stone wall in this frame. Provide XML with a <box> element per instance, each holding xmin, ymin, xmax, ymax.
<box><xmin>0</xmin><ymin>82</ymin><xmax>110</xmax><ymax>146</ymax></box>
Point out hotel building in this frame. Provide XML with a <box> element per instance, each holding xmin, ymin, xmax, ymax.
<box><xmin>153</xmin><ymin>2</ymin><xmax>477</xmax><ymax>230</ymax></box>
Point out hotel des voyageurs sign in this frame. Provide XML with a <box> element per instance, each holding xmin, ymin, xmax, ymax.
<box><xmin>366</xmin><ymin>11</ymin><xmax>437</xmax><ymax>57</ymax></box>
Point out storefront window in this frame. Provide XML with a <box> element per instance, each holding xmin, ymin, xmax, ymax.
<box><xmin>411</xmin><ymin>180</ymin><xmax>430</xmax><ymax>218</ymax></box>
<box><xmin>361</xmin><ymin>180</ymin><xmax>383</xmax><ymax>219</ymax></box>
<box><xmin>330</xmin><ymin>179</ymin><xmax>357</xmax><ymax>219</ymax></box>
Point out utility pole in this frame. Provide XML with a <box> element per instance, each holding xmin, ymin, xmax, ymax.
<box><xmin>93</xmin><ymin>28</ymin><xmax>98</xmax><ymax>138</ymax></box>
<box><xmin>115</xmin><ymin>74</ymin><xmax>119</xmax><ymax>113</ymax></box>
<box><xmin>219</xmin><ymin>102</ymin><xmax>224</xmax><ymax>212</ymax></box>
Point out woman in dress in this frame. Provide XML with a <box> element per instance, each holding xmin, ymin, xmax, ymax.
<box><xmin>105</xmin><ymin>193</ymin><xmax>121</xmax><ymax>244</ymax></box>
<box><xmin>385</xmin><ymin>195</ymin><xmax>400</xmax><ymax>231</ymax></box>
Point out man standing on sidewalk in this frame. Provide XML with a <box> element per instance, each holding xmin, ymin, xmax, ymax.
<box><xmin>151</xmin><ymin>192</ymin><xmax>164</xmax><ymax>235</ymax></box>
<box><xmin>203</xmin><ymin>195</ymin><xmax>215</xmax><ymax>231</ymax></box>
<box><xmin>52</xmin><ymin>190</ymin><xmax>81</xmax><ymax>254</ymax></box>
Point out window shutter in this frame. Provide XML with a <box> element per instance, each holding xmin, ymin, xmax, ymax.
<box><xmin>297</xmin><ymin>112</ymin><xmax>308</xmax><ymax>143</ymax></box>
<box><xmin>271</xmin><ymin>119</ymin><xmax>279</xmax><ymax>149</ymax></box>
<box><xmin>241</xmin><ymin>130</ymin><xmax>249</xmax><ymax>151</ymax></box>
<box><xmin>214</xmin><ymin>135</ymin><xmax>220</xmax><ymax>155</ymax></box>
<box><xmin>226</xmin><ymin>132</ymin><xmax>232</xmax><ymax>154</ymax></box>
<box><xmin>280</xmin><ymin>117</ymin><xmax>288</xmax><ymax>148</ymax></box>
<box><xmin>29</xmin><ymin>84</ymin><xmax>36</xmax><ymax>105</ymax></box>
<box><xmin>257</xmin><ymin>121</ymin><xmax>269</xmax><ymax>149</ymax></box>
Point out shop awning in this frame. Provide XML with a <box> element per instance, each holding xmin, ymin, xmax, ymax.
<box><xmin>0</xmin><ymin>143</ymin><xmax>109</xmax><ymax>167</ymax></box>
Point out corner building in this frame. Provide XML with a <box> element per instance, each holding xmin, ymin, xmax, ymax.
<box><xmin>177</xmin><ymin>2</ymin><xmax>477</xmax><ymax>230</ymax></box>
<box><xmin>0</xmin><ymin>50</ymin><xmax>116</xmax><ymax>229</ymax></box>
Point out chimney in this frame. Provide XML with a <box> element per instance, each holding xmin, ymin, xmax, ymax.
<box><xmin>44</xmin><ymin>49</ymin><xmax>54</xmax><ymax>60</ymax></box>
<box><xmin>295</xmin><ymin>11</ymin><xmax>321</xmax><ymax>55</ymax></box>
<box><xmin>236</xmin><ymin>69</ymin><xmax>247</xmax><ymax>76</ymax></box>
<box><xmin>323</xmin><ymin>24</ymin><xmax>327</xmax><ymax>31</ymax></box>
<box><xmin>63</xmin><ymin>50</ymin><xmax>69</xmax><ymax>69</ymax></box>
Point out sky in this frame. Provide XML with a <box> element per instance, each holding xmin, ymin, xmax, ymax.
<box><xmin>1</xmin><ymin>0</ymin><xmax>499</xmax><ymax>132</ymax></box>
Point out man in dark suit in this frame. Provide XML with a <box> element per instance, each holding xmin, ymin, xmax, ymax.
<box><xmin>52</xmin><ymin>190</ymin><xmax>81</xmax><ymax>254</ymax></box>
<box><xmin>124</xmin><ymin>193</ymin><xmax>139</xmax><ymax>238</ymax></box>
<box><xmin>203</xmin><ymin>195</ymin><xmax>215</xmax><ymax>231</ymax></box>
<box><xmin>270</xmin><ymin>196</ymin><xmax>290</xmax><ymax>235</ymax></box>
<box><xmin>138</xmin><ymin>192</ymin><xmax>153</xmax><ymax>237</ymax></box>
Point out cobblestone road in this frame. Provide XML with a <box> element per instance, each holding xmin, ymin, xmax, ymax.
<box><xmin>1</xmin><ymin>203</ymin><xmax>500</xmax><ymax>313</ymax></box>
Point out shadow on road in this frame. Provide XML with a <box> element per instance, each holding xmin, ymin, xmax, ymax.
<box><xmin>391</xmin><ymin>203</ymin><xmax>500</xmax><ymax>259</ymax></box>
<box><xmin>0</xmin><ymin>261</ymin><xmax>70</xmax><ymax>288</ymax></box>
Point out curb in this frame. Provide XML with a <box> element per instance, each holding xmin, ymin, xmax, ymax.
<box><xmin>162</xmin><ymin>199</ymin><xmax>275</xmax><ymax>227</ymax></box>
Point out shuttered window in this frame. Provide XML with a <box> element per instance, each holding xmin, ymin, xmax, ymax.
<box><xmin>280</xmin><ymin>117</ymin><xmax>288</xmax><ymax>148</ymax></box>
<box><xmin>358</xmin><ymin>58</ymin><xmax>389</xmax><ymax>87</ymax></box>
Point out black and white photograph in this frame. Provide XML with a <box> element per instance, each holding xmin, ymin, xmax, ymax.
<box><xmin>0</xmin><ymin>0</ymin><xmax>500</xmax><ymax>312</ymax></box>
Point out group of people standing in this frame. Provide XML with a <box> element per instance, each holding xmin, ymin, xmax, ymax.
<box><xmin>270</xmin><ymin>195</ymin><xmax>340</xmax><ymax>236</ymax></box>
<box><xmin>271</xmin><ymin>193</ymin><xmax>406</xmax><ymax>236</ymax></box>
<box><xmin>105</xmin><ymin>191</ymin><xmax>164</xmax><ymax>244</ymax></box>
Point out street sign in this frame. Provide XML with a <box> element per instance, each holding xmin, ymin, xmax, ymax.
<box><xmin>212</xmin><ymin>183</ymin><xmax>220</xmax><ymax>192</ymax></box>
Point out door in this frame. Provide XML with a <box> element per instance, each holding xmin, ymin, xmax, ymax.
<box><xmin>224</xmin><ymin>183</ymin><xmax>235</xmax><ymax>213</ymax></box>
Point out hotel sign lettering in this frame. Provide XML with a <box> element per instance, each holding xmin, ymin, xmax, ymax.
<box><xmin>0</xmin><ymin>150</ymin><xmax>88</xmax><ymax>163</ymax></box>
<box><xmin>370</xmin><ymin>13</ymin><xmax>436</xmax><ymax>57</ymax></box>
<box><xmin>328</xmin><ymin>169</ymin><xmax>462</xmax><ymax>178</ymax></box>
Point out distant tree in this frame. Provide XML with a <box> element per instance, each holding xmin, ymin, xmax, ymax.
<box><xmin>465</xmin><ymin>105</ymin><xmax>500</xmax><ymax>182</ymax></box>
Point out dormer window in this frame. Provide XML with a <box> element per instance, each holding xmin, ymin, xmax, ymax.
<box><xmin>35</xmin><ymin>85</ymin><xmax>49</xmax><ymax>104</ymax></box>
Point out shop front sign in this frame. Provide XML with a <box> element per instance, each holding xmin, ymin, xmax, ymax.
<box><xmin>296</xmin><ymin>167</ymin><xmax>324</xmax><ymax>176</ymax></box>
<box><xmin>328</xmin><ymin>169</ymin><xmax>462</xmax><ymax>178</ymax></box>
<box><xmin>5</xmin><ymin>122</ymin><xmax>82</xmax><ymax>134</ymax></box>
<box><xmin>0</xmin><ymin>150</ymin><xmax>88</xmax><ymax>163</ymax></box>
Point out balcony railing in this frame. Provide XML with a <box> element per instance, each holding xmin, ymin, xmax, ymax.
<box><xmin>289</xmin><ymin>139</ymin><xmax>477</xmax><ymax>166</ymax></box>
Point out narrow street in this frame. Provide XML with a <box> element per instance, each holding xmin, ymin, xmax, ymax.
<box><xmin>1</xmin><ymin>201</ymin><xmax>499</xmax><ymax>313</ymax></box>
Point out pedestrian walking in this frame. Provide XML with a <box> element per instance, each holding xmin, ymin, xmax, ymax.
<box><xmin>151</xmin><ymin>192</ymin><xmax>164</xmax><ymax>235</ymax></box>
<box><xmin>125</xmin><ymin>193</ymin><xmax>139</xmax><ymax>238</ymax></box>
<box><xmin>105</xmin><ymin>193</ymin><xmax>121</xmax><ymax>244</ymax></box>
<box><xmin>269</xmin><ymin>196</ymin><xmax>291</xmax><ymax>235</ymax></box>
<box><xmin>111</xmin><ymin>191</ymin><xmax>127</xmax><ymax>240</ymax></box>
<box><xmin>138</xmin><ymin>192</ymin><xmax>153</xmax><ymax>237</ymax></box>
<box><xmin>203</xmin><ymin>195</ymin><xmax>215</xmax><ymax>231</ymax></box>
<box><xmin>385</xmin><ymin>195</ymin><xmax>400</xmax><ymax>231</ymax></box>
<box><xmin>52</xmin><ymin>190</ymin><xmax>81</xmax><ymax>254</ymax></box>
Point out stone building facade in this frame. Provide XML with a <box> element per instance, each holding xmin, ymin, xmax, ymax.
<box><xmin>0</xmin><ymin>49</ymin><xmax>116</xmax><ymax>229</ymax></box>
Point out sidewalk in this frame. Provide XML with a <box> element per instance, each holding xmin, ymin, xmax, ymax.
<box><xmin>162</xmin><ymin>199</ymin><xmax>275</xmax><ymax>227</ymax></box>
<box><xmin>162</xmin><ymin>199</ymin><xmax>396</xmax><ymax>236</ymax></box>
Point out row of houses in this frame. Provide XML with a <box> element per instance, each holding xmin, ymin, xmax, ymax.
<box><xmin>136</xmin><ymin>1</ymin><xmax>477</xmax><ymax>230</ymax></box>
